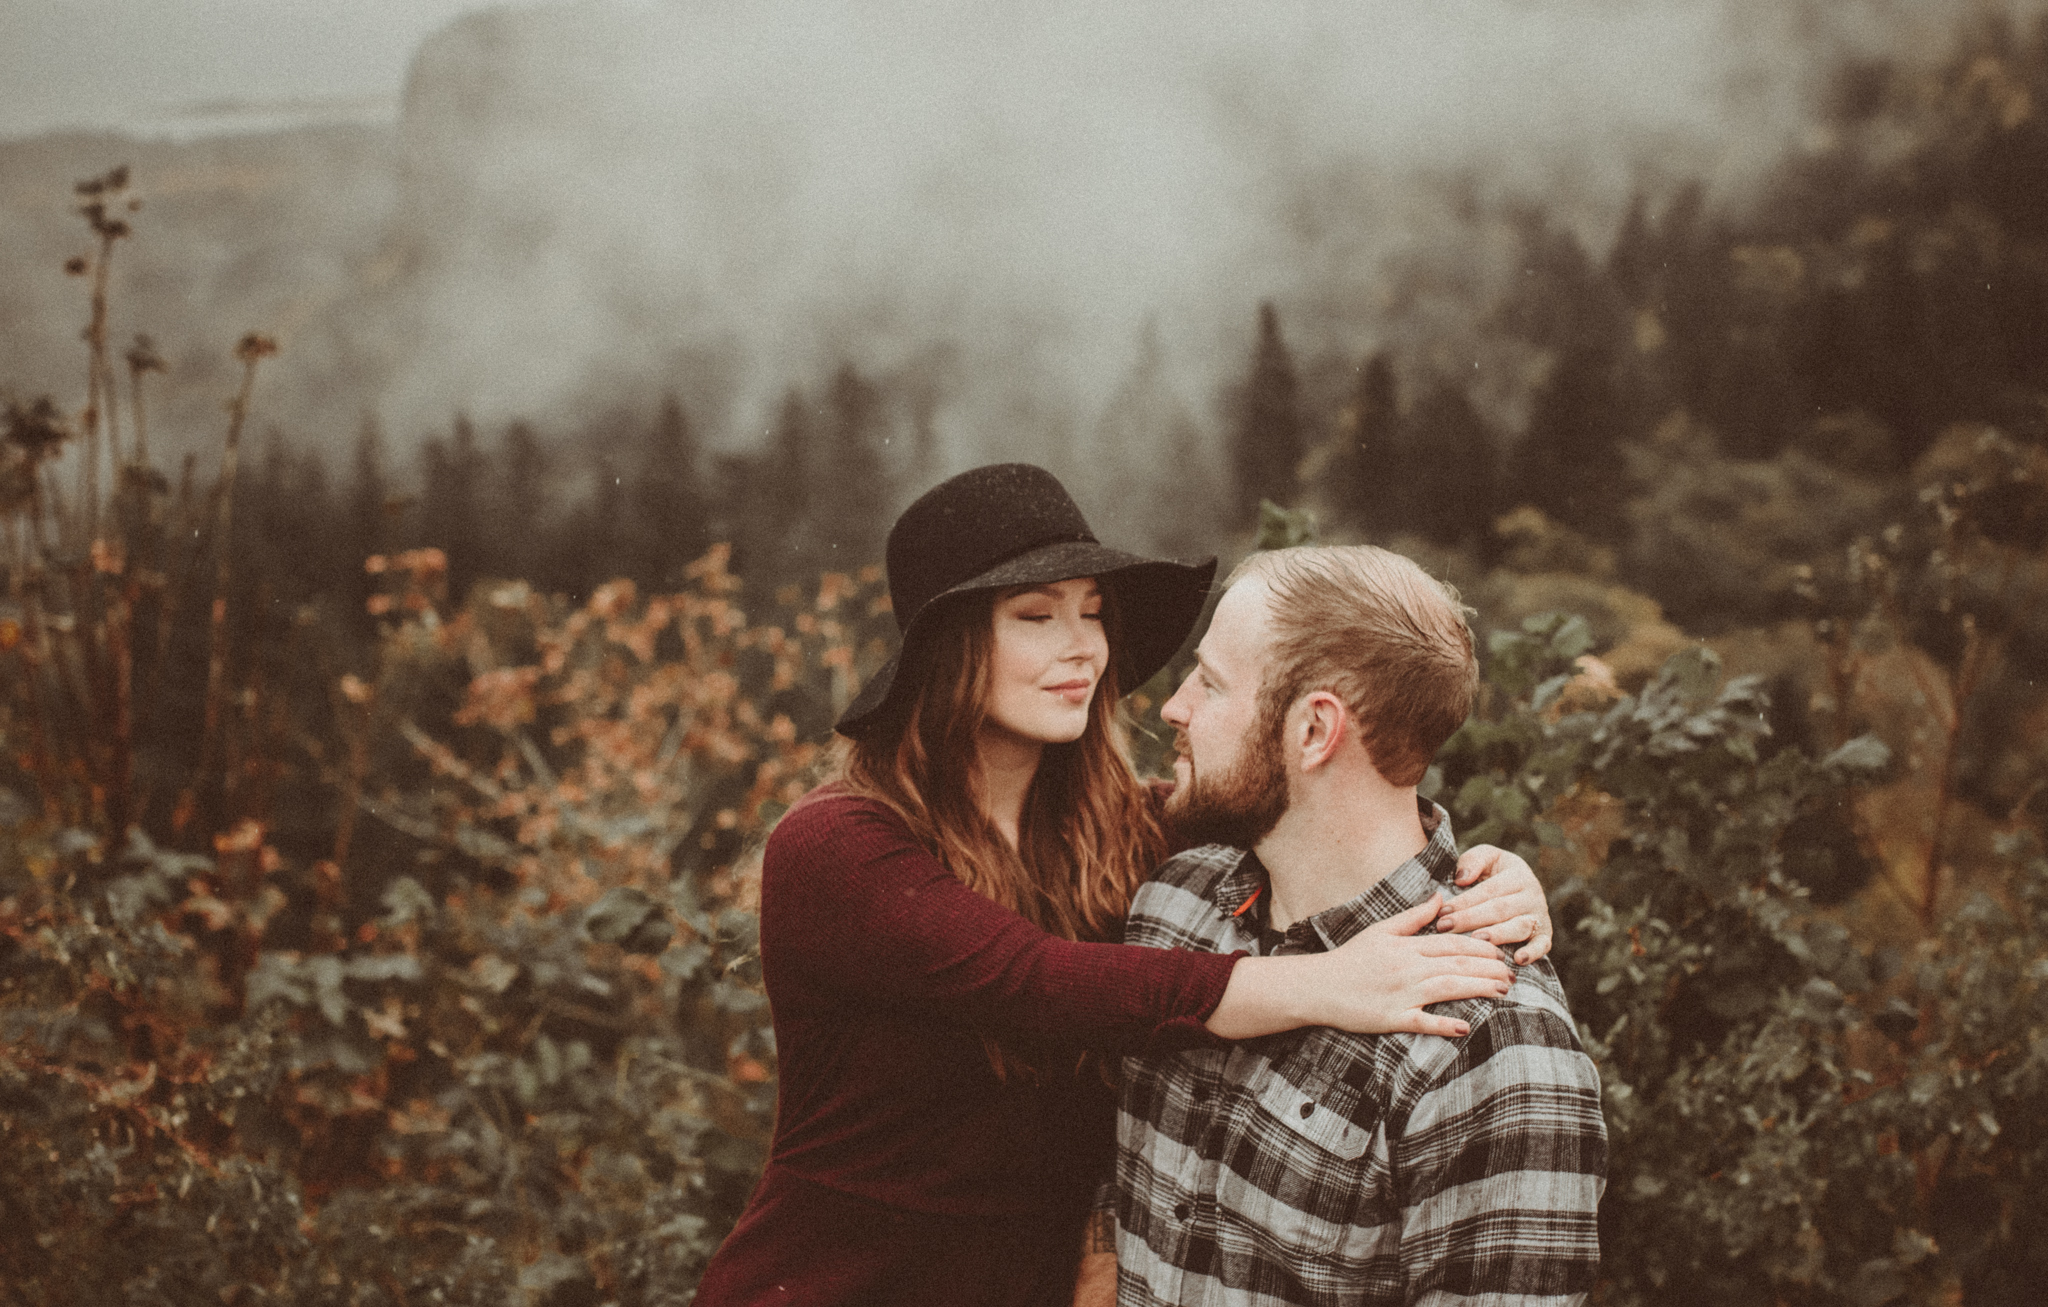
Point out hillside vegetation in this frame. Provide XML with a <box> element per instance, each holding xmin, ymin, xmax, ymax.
<box><xmin>6</xmin><ymin>14</ymin><xmax>2048</xmax><ymax>1306</ymax></box>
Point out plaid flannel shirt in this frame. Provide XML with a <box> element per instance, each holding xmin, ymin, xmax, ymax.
<box><xmin>1113</xmin><ymin>801</ymin><xmax>1606</xmax><ymax>1306</ymax></box>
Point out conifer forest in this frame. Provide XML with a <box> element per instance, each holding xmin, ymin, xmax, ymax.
<box><xmin>5</xmin><ymin>4</ymin><xmax>2048</xmax><ymax>1304</ymax></box>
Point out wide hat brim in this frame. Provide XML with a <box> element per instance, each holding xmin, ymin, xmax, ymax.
<box><xmin>834</xmin><ymin>540</ymin><xmax>1216</xmax><ymax>739</ymax></box>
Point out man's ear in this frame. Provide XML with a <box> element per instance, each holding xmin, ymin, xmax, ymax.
<box><xmin>1296</xmin><ymin>691</ymin><xmax>1349</xmax><ymax>772</ymax></box>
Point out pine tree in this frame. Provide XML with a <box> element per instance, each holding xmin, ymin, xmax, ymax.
<box><xmin>289</xmin><ymin>447</ymin><xmax>343</xmax><ymax>602</ymax></box>
<box><xmin>344</xmin><ymin>418</ymin><xmax>389</xmax><ymax>626</ymax></box>
<box><xmin>1499</xmin><ymin>218</ymin><xmax>1632</xmax><ymax>540</ymax></box>
<box><xmin>251</xmin><ymin>432</ymin><xmax>293</xmax><ymax>587</ymax></box>
<box><xmin>627</xmin><ymin>395</ymin><xmax>708</xmax><ymax>588</ymax></box>
<box><xmin>420</xmin><ymin>416</ymin><xmax>485</xmax><ymax>594</ymax></box>
<box><xmin>816</xmin><ymin>365</ymin><xmax>889</xmax><ymax>569</ymax></box>
<box><xmin>1398</xmin><ymin>381</ymin><xmax>1498</xmax><ymax>546</ymax></box>
<box><xmin>491</xmin><ymin>420</ymin><xmax>550</xmax><ymax>585</ymax></box>
<box><xmin>723</xmin><ymin>389</ymin><xmax>816</xmax><ymax>582</ymax></box>
<box><xmin>1229</xmin><ymin>302</ymin><xmax>1305</xmax><ymax>526</ymax></box>
<box><xmin>555</xmin><ymin>451</ymin><xmax>627</xmax><ymax>600</ymax></box>
<box><xmin>1095</xmin><ymin>323</ymin><xmax>1222</xmax><ymax>557</ymax></box>
<box><xmin>1327</xmin><ymin>350</ymin><xmax>1402</xmax><ymax>534</ymax></box>
<box><xmin>252</xmin><ymin>435</ymin><xmax>341</xmax><ymax>600</ymax></box>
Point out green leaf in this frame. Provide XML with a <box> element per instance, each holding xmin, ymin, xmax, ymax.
<box><xmin>1255</xmin><ymin>500</ymin><xmax>1319</xmax><ymax>549</ymax></box>
<box><xmin>246</xmin><ymin>952</ymin><xmax>310</xmax><ymax>1010</ymax></box>
<box><xmin>583</xmin><ymin>886</ymin><xmax>659</xmax><ymax>945</ymax></box>
<box><xmin>1846</xmin><ymin>1257</ymin><xmax>1906</xmax><ymax>1307</ymax></box>
<box><xmin>379</xmin><ymin>877</ymin><xmax>435</xmax><ymax>926</ymax></box>
<box><xmin>1821</xmin><ymin>735</ymin><xmax>1892</xmax><ymax>777</ymax></box>
<box><xmin>343</xmin><ymin>954</ymin><xmax>423</xmax><ymax>983</ymax></box>
<box><xmin>1550</xmin><ymin>615</ymin><xmax>1597</xmax><ymax>661</ymax></box>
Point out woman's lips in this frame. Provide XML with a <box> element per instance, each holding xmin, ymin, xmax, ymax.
<box><xmin>1047</xmin><ymin>680</ymin><xmax>1092</xmax><ymax>703</ymax></box>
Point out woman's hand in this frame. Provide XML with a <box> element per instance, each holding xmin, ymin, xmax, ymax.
<box><xmin>1440</xmin><ymin>844</ymin><xmax>1554</xmax><ymax>965</ymax></box>
<box><xmin>1072</xmin><ymin>1211</ymin><xmax>1117</xmax><ymax>1307</ymax></box>
<box><xmin>1207</xmin><ymin>894</ymin><xmax>1512</xmax><ymax>1040</ymax></box>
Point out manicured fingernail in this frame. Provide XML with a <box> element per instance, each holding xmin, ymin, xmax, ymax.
<box><xmin>1452</xmin><ymin>1023</ymin><xmax>1470</xmax><ymax>1036</ymax></box>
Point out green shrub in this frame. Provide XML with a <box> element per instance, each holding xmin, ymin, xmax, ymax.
<box><xmin>1437</xmin><ymin>614</ymin><xmax>2047</xmax><ymax>1306</ymax></box>
<box><xmin>0</xmin><ymin>555</ymin><xmax>891</xmax><ymax>1305</ymax></box>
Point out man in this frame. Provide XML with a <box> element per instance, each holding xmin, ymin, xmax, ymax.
<box><xmin>1093</xmin><ymin>545</ymin><xmax>1606</xmax><ymax>1306</ymax></box>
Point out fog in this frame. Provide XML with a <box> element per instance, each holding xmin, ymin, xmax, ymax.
<box><xmin>369</xmin><ymin>0</ymin><xmax>1889</xmax><ymax>444</ymax></box>
<box><xmin>5</xmin><ymin>0</ymin><xmax>2036</xmax><ymax>523</ymax></box>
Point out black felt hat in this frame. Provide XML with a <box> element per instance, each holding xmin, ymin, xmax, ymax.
<box><xmin>835</xmin><ymin>463</ymin><xmax>1216</xmax><ymax>739</ymax></box>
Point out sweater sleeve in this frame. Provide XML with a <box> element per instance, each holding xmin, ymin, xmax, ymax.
<box><xmin>760</xmin><ymin>790</ymin><xmax>1237</xmax><ymax>1048</ymax></box>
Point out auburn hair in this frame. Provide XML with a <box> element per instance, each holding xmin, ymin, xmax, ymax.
<box><xmin>836</xmin><ymin>585</ymin><xmax>1167</xmax><ymax>1072</ymax></box>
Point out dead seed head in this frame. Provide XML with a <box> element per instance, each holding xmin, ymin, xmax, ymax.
<box><xmin>126</xmin><ymin>334</ymin><xmax>165</xmax><ymax>374</ymax></box>
<box><xmin>75</xmin><ymin>165</ymin><xmax>129</xmax><ymax>197</ymax></box>
<box><xmin>234</xmin><ymin>333</ymin><xmax>279</xmax><ymax>363</ymax></box>
<box><xmin>4</xmin><ymin>397</ymin><xmax>73</xmax><ymax>460</ymax></box>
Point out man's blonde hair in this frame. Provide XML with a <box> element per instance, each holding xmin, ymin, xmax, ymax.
<box><xmin>1227</xmin><ymin>545</ymin><xmax>1477</xmax><ymax>786</ymax></box>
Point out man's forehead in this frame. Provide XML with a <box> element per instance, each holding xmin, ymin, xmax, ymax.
<box><xmin>1200</xmin><ymin>578</ymin><xmax>1274</xmax><ymax>676</ymax></box>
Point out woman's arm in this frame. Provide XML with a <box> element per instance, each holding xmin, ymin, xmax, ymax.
<box><xmin>766</xmin><ymin>793</ymin><xmax>1511</xmax><ymax>1047</ymax></box>
<box><xmin>765</xmin><ymin>794</ymin><xmax>1233</xmax><ymax>1046</ymax></box>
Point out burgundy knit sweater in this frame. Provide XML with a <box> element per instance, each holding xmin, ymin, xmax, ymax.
<box><xmin>693</xmin><ymin>785</ymin><xmax>1238</xmax><ymax>1305</ymax></box>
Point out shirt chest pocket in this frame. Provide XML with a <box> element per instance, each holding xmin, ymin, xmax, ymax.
<box><xmin>1210</xmin><ymin>1062</ymin><xmax>1379</xmax><ymax>1262</ymax></box>
<box><xmin>1254</xmin><ymin>1070</ymin><xmax>1373</xmax><ymax>1162</ymax></box>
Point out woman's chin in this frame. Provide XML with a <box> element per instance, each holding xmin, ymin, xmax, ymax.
<box><xmin>1032</xmin><ymin>709</ymin><xmax>1093</xmax><ymax>745</ymax></box>
<box><xmin>981</xmin><ymin>708</ymin><xmax>1091</xmax><ymax>749</ymax></box>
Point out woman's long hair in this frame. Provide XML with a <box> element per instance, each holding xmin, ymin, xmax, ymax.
<box><xmin>837</xmin><ymin>587</ymin><xmax>1167</xmax><ymax>1072</ymax></box>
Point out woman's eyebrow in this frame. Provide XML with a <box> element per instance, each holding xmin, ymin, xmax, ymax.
<box><xmin>1011</xmin><ymin>583</ymin><xmax>1102</xmax><ymax>600</ymax></box>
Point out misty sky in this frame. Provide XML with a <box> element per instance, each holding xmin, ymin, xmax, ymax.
<box><xmin>0</xmin><ymin>0</ymin><xmax>495</xmax><ymax>138</ymax></box>
<box><xmin>3</xmin><ymin>0</ymin><xmax>2032</xmax><ymax>504</ymax></box>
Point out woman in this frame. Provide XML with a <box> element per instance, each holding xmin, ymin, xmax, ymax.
<box><xmin>695</xmin><ymin>464</ymin><xmax>1549</xmax><ymax>1305</ymax></box>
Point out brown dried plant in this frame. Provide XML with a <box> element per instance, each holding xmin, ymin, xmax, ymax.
<box><xmin>2</xmin><ymin>167</ymin><xmax>283</xmax><ymax>840</ymax></box>
<box><xmin>352</xmin><ymin>546</ymin><xmax>891</xmax><ymax>917</ymax></box>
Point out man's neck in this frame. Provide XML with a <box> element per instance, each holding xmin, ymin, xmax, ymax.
<box><xmin>1256</xmin><ymin>783</ymin><xmax>1427</xmax><ymax>932</ymax></box>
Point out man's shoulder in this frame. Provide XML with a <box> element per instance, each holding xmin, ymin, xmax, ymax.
<box><xmin>1392</xmin><ymin>962</ymin><xmax>1601</xmax><ymax>1119</ymax></box>
<box><xmin>1276</xmin><ymin>962</ymin><xmax>1594</xmax><ymax>1127</ymax></box>
<box><xmin>1126</xmin><ymin>845</ymin><xmax>1244</xmax><ymax>950</ymax></box>
<box><xmin>1453</xmin><ymin>962</ymin><xmax>1597</xmax><ymax>1077</ymax></box>
<box><xmin>1143</xmin><ymin>843</ymin><xmax>1245</xmax><ymax>895</ymax></box>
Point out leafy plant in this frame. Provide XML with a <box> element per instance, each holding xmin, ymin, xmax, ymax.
<box><xmin>1437</xmin><ymin>613</ymin><xmax>2044</xmax><ymax>1306</ymax></box>
<box><xmin>0</xmin><ymin>556</ymin><xmax>890</xmax><ymax>1305</ymax></box>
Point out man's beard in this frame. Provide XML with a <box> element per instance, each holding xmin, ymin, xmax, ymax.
<box><xmin>1164</xmin><ymin>723</ymin><xmax>1290</xmax><ymax>850</ymax></box>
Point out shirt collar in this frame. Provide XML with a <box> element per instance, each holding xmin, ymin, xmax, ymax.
<box><xmin>1213</xmin><ymin>797</ymin><xmax>1460</xmax><ymax>951</ymax></box>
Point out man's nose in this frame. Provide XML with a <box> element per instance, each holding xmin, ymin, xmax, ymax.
<box><xmin>1160</xmin><ymin>676</ymin><xmax>1192</xmax><ymax>725</ymax></box>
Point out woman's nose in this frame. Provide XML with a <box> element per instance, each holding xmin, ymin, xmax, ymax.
<box><xmin>1062</xmin><ymin>613</ymin><xmax>1107</xmax><ymax>661</ymax></box>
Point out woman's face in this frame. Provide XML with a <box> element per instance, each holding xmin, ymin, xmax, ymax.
<box><xmin>980</xmin><ymin>577</ymin><xmax>1109</xmax><ymax>749</ymax></box>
